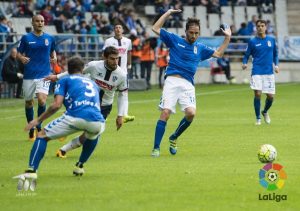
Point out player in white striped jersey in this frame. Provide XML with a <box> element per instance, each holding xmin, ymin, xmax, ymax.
<box><xmin>103</xmin><ymin>23</ymin><xmax>135</xmax><ymax>123</ymax></box>
<box><xmin>45</xmin><ymin>47</ymin><xmax>128</xmax><ymax>158</ymax></box>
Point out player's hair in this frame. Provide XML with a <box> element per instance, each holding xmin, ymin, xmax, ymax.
<box><xmin>67</xmin><ymin>57</ymin><xmax>84</xmax><ymax>74</ymax></box>
<box><xmin>31</xmin><ymin>14</ymin><xmax>44</xmax><ymax>22</ymax></box>
<box><xmin>185</xmin><ymin>18</ymin><xmax>200</xmax><ymax>31</ymax></box>
<box><xmin>256</xmin><ymin>19</ymin><xmax>267</xmax><ymax>26</ymax></box>
<box><xmin>114</xmin><ymin>23</ymin><xmax>123</xmax><ymax>29</ymax></box>
<box><xmin>103</xmin><ymin>46</ymin><xmax>119</xmax><ymax>57</ymax></box>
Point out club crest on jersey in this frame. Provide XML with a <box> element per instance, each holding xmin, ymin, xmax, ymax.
<box><xmin>112</xmin><ymin>76</ymin><xmax>118</xmax><ymax>82</ymax></box>
<box><xmin>45</xmin><ymin>39</ymin><xmax>49</xmax><ymax>46</ymax></box>
<box><xmin>267</xmin><ymin>41</ymin><xmax>271</xmax><ymax>47</ymax></box>
<box><xmin>194</xmin><ymin>46</ymin><xmax>197</xmax><ymax>54</ymax></box>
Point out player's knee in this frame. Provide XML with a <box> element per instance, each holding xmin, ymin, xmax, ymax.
<box><xmin>37</xmin><ymin>98</ymin><xmax>47</xmax><ymax>106</ymax></box>
<box><xmin>37</xmin><ymin>129</ymin><xmax>49</xmax><ymax>140</ymax></box>
<box><xmin>160</xmin><ymin>109</ymin><xmax>171</xmax><ymax>121</ymax></box>
<box><xmin>185</xmin><ymin>108</ymin><xmax>196</xmax><ymax>120</ymax></box>
<box><xmin>25</xmin><ymin>100</ymin><xmax>34</xmax><ymax>108</ymax></box>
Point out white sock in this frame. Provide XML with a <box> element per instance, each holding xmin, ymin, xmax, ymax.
<box><xmin>60</xmin><ymin>137</ymin><xmax>82</xmax><ymax>152</ymax></box>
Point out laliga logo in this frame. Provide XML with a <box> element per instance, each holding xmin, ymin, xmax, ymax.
<box><xmin>258</xmin><ymin>163</ymin><xmax>287</xmax><ymax>202</ymax></box>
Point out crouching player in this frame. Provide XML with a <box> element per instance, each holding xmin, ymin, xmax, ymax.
<box><xmin>13</xmin><ymin>57</ymin><xmax>105</xmax><ymax>187</ymax></box>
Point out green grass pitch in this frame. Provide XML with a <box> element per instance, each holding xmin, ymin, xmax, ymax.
<box><xmin>0</xmin><ymin>83</ymin><xmax>299</xmax><ymax>211</ymax></box>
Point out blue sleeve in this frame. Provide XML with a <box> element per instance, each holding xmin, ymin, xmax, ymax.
<box><xmin>242</xmin><ymin>39</ymin><xmax>252</xmax><ymax>64</ymax></box>
<box><xmin>160</xmin><ymin>29</ymin><xmax>175</xmax><ymax>48</ymax></box>
<box><xmin>51</xmin><ymin>36</ymin><xmax>56</xmax><ymax>53</ymax></box>
<box><xmin>54</xmin><ymin>78</ymin><xmax>66</xmax><ymax>97</ymax></box>
<box><xmin>17</xmin><ymin>35</ymin><xmax>26</xmax><ymax>54</ymax></box>
<box><xmin>200</xmin><ymin>45</ymin><xmax>214</xmax><ymax>61</ymax></box>
<box><xmin>273</xmin><ymin>38</ymin><xmax>279</xmax><ymax>66</ymax></box>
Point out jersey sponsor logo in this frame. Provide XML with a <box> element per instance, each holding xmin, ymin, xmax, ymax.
<box><xmin>267</xmin><ymin>41</ymin><xmax>271</xmax><ymax>47</ymax></box>
<box><xmin>94</xmin><ymin>79</ymin><xmax>114</xmax><ymax>90</ymax></box>
<box><xmin>117</xmin><ymin>48</ymin><xmax>127</xmax><ymax>54</ymax></box>
<box><xmin>194</xmin><ymin>46</ymin><xmax>197</xmax><ymax>54</ymax></box>
<box><xmin>28</xmin><ymin>41</ymin><xmax>36</xmax><ymax>44</ymax></box>
<box><xmin>178</xmin><ymin>43</ymin><xmax>185</xmax><ymax>48</ymax></box>
<box><xmin>45</xmin><ymin>39</ymin><xmax>49</xmax><ymax>46</ymax></box>
<box><xmin>256</xmin><ymin>43</ymin><xmax>262</xmax><ymax>46</ymax></box>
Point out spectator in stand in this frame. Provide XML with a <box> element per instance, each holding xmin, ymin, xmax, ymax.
<box><xmin>156</xmin><ymin>42</ymin><xmax>169</xmax><ymax>88</ymax></box>
<box><xmin>247</xmin><ymin>15</ymin><xmax>258</xmax><ymax>35</ymax></box>
<box><xmin>2</xmin><ymin>48</ymin><xmax>24</xmax><ymax>98</ymax></box>
<box><xmin>98</xmin><ymin>17</ymin><xmax>113</xmax><ymax>34</ymax></box>
<box><xmin>207</xmin><ymin>0</ymin><xmax>220</xmax><ymax>14</ymax></box>
<box><xmin>266</xmin><ymin>20</ymin><xmax>275</xmax><ymax>35</ymax></box>
<box><xmin>157</xmin><ymin>0</ymin><xmax>173</xmax><ymax>28</ymax></box>
<box><xmin>78</xmin><ymin>20</ymin><xmax>88</xmax><ymax>57</ymax></box>
<box><xmin>140</xmin><ymin>31</ymin><xmax>156</xmax><ymax>89</ymax></box>
<box><xmin>238</xmin><ymin>22</ymin><xmax>251</xmax><ymax>36</ymax></box>
<box><xmin>40</xmin><ymin>5</ymin><xmax>54</xmax><ymax>25</ymax></box>
<box><xmin>0</xmin><ymin>16</ymin><xmax>9</xmax><ymax>53</ymax></box>
<box><xmin>6</xmin><ymin>20</ymin><xmax>15</xmax><ymax>44</ymax></box>
<box><xmin>261</xmin><ymin>0</ymin><xmax>274</xmax><ymax>13</ymax></box>
<box><xmin>217</xmin><ymin>54</ymin><xmax>235</xmax><ymax>82</ymax></box>
<box><xmin>172</xmin><ymin>1</ymin><xmax>183</xmax><ymax>28</ymax></box>
<box><xmin>130</xmin><ymin>32</ymin><xmax>142</xmax><ymax>79</ymax></box>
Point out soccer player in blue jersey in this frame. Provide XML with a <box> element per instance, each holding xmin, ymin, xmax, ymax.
<box><xmin>242</xmin><ymin>19</ymin><xmax>279</xmax><ymax>125</ymax></box>
<box><xmin>151</xmin><ymin>9</ymin><xmax>231</xmax><ymax>157</ymax></box>
<box><xmin>13</xmin><ymin>57</ymin><xmax>105</xmax><ymax>187</ymax></box>
<box><xmin>17</xmin><ymin>15</ymin><xmax>57</xmax><ymax>141</ymax></box>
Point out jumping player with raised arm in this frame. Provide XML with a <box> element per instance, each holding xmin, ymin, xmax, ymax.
<box><xmin>151</xmin><ymin>9</ymin><xmax>231</xmax><ymax>157</ymax></box>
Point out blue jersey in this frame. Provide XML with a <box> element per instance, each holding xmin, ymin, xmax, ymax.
<box><xmin>242</xmin><ymin>35</ymin><xmax>278</xmax><ymax>75</ymax></box>
<box><xmin>160</xmin><ymin>29</ymin><xmax>214</xmax><ymax>84</ymax></box>
<box><xmin>18</xmin><ymin>32</ymin><xmax>55</xmax><ymax>79</ymax></box>
<box><xmin>54</xmin><ymin>74</ymin><xmax>104</xmax><ymax>122</ymax></box>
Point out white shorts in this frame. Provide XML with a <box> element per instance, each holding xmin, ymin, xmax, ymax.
<box><xmin>44</xmin><ymin>114</ymin><xmax>105</xmax><ymax>140</ymax></box>
<box><xmin>159</xmin><ymin>76</ymin><xmax>196</xmax><ymax>114</ymax></box>
<box><xmin>250</xmin><ymin>74</ymin><xmax>275</xmax><ymax>94</ymax></box>
<box><xmin>23</xmin><ymin>79</ymin><xmax>51</xmax><ymax>100</ymax></box>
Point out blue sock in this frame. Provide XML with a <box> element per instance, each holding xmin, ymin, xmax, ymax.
<box><xmin>37</xmin><ymin>104</ymin><xmax>46</xmax><ymax>131</ymax></box>
<box><xmin>26</xmin><ymin>107</ymin><xmax>34</xmax><ymax>132</ymax></box>
<box><xmin>78</xmin><ymin>137</ymin><xmax>99</xmax><ymax>164</ymax></box>
<box><xmin>28</xmin><ymin>137</ymin><xmax>47</xmax><ymax>171</ymax></box>
<box><xmin>170</xmin><ymin>117</ymin><xmax>192</xmax><ymax>140</ymax></box>
<box><xmin>263</xmin><ymin>98</ymin><xmax>273</xmax><ymax>113</ymax></box>
<box><xmin>254</xmin><ymin>97</ymin><xmax>261</xmax><ymax>119</ymax></box>
<box><xmin>154</xmin><ymin>120</ymin><xmax>166</xmax><ymax>149</ymax></box>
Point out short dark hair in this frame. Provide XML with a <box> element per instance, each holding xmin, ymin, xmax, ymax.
<box><xmin>186</xmin><ymin>18</ymin><xmax>200</xmax><ymax>31</ymax></box>
<box><xmin>67</xmin><ymin>57</ymin><xmax>84</xmax><ymax>74</ymax></box>
<box><xmin>103</xmin><ymin>46</ymin><xmax>119</xmax><ymax>57</ymax></box>
<box><xmin>256</xmin><ymin>19</ymin><xmax>267</xmax><ymax>26</ymax></box>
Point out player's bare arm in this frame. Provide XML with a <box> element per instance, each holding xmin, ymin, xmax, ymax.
<box><xmin>17</xmin><ymin>52</ymin><xmax>30</xmax><ymax>64</ymax></box>
<box><xmin>116</xmin><ymin>116</ymin><xmax>123</xmax><ymax>130</ymax></box>
<box><xmin>25</xmin><ymin>95</ymin><xmax>63</xmax><ymax>131</ymax></box>
<box><xmin>50</xmin><ymin>50</ymin><xmax>57</xmax><ymax>63</ymax></box>
<box><xmin>212</xmin><ymin>27</ymin><xmax>231</xmax><ymax>58</ymax></box>
<box><xmin>152</xmin><ymin>9</ymin><xmax>182</xmax><ymax>36</ymax></box>
<box><xmin>275</xmin><ymin>66</ymin><xmax>280</xmax><ymax>73</ymax></box>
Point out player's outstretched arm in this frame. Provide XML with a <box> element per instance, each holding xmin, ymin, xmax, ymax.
<box><xmin>212</xmin><ymin>27</ymin><xmax>231</xmax><ymax>58</ymax></box>
<box><xmin>152</xmin><ymin>9</ymin><xmax>182</xmax><ymax>36</ymax></box>
<box><xmin>116</xmin><ymin>116</ymin><xmax>123</xmax><ymax>131</ymax></box>
<box><xmin>24</xmin><ymin>95</ymin><xmax>63</xmax><ymax>131</ymax></box>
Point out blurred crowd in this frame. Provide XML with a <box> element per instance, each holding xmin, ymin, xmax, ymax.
<box><xmin>1</xmin><ymin>0</ymin><xmax>146</xmax><ymax>36</ymax></box>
